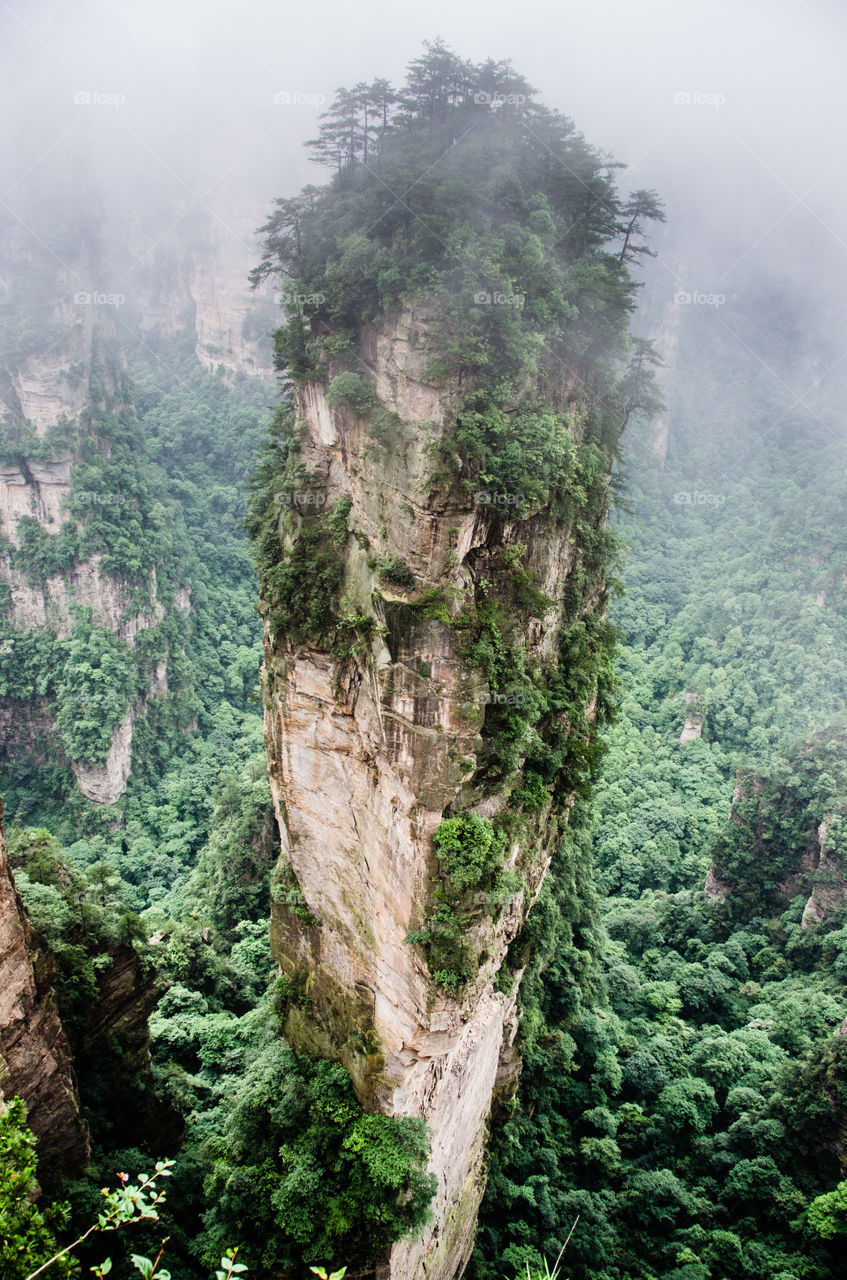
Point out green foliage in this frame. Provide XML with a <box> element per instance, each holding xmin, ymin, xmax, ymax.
<box><xmin>5</xmin><ymin>1147</ymin><xmax>175</xmax><ymax>1280</ymax></box>
<box><xmin>433</xmin><ymin>814</ymin><xmax>507</xmax><ymax>891</ymax></box>
<box><xmin>53</xmin><ymin>611</ymin><xmax>136</xmax><ymax>766</ymax></box>
<box><xmin>326</xmin><ymin>372</ymin><xmax>378</xmax><ymax>416</ymax></box>
<box><xmin>1</xmin><ymin>331</ymin><xmax>268</xmax><ymax>827</ymax></box>
<box><xmin>710</xmin><ymin>731</ymin><xmax>847</xmax><ymax>917</ymax></box>
<box><xmin>471</xmin><ymin>276</ymin><xmax>847</xmax><ymax>1280</ymax></box>
<box><xmin>0</xmin><ymin>1098</ymin><xmax>74</xmax><ymax>1280</ymax></box>
<box><xmin>247</xmin><ymin>409</ymin><xmax>355</xmax><ymax>647</ymax></box>
<box><xmin>372</xmin><ymin>555</ymin><xmax>415</xmax><ymax>591</ymax></box>
<box><xmin>11</xmin><ymin>516</ymin><xmax>77</xmax><ymax>587</ymax></box>
<box><xmin>198</xmin><ymin>1029</ymin><xmax>436</xmax><ymax>1274</ymax></box>
<box><xmin>173</xmin><ymin>755</ymin><xmax>276</xmax><ymax>952</ymax></box>
<box><xmin>6</xmin><ymin>825</ymin><xmax>148</xmax><ymax>1042</ymax></box>
<box><xmin>254</xmin><ymin>41</ymin><xmax>660</xmax><ymax>427</ymax></box>
<box><xmin>808</xmin><ymin>1179</ymin><xmax>847</xmax><ymax>1238</ymax></box>
<box><xmin>407</xmin><ymin>815</ymin><xmax>517</xmax><ymax>990</ymax></box>
<box><xmin>214</xmin><ymin>1251</ymin><xmax>247</xmax><ymax>1280</ymax></box>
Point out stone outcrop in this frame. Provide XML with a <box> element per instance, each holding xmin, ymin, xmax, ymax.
<box><xmin>646</xmin><ymin>278</ymin><xmax>685</xmax><ymax>466</ymax></box>
<box><xmin>705</xmin><ymin>763</ymin><xmax>847</xmax><ymax>927</ymax></box>
<box><xmin>262</xmin><ymin>305</ymin><xmax>612</xmax><ymax>1280</ymax></box>
<box><xmin>0</xmin><ymin>223</ymin><xmax>193</xmax><ymax>805</ymax></box>
<box><xmin>71</xmin><ymin>709</ymin><xmax>135</xmax><ymax>805</ymax></box>
<box><xmin>0</xmin><ymin>802</ymin><xmax>89</xmax><ymax>1167</ymax></box>
<box><xmin>679</xmin><ymin>689</ymin><xmax>703</xmax><ymax>743</ymax></box>
<box><xmin>801</xmin><ymin>816</ymin><xmax>847</xmax><ymax>929</ymax></box>
<box><xmin>703</xmin><ymin>865</ymin><xmax>731</xmax><ymax>900</ymax></box>
<box><xmin>126</xmin><ymin>199</ymin><xmax>277</xmax><ymax>380</ymax></box>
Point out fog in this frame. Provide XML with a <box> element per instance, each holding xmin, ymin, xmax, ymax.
<box><xmin>3</xmin><ymin>0</ymin><xmax>847</xmax><ymax>400</ymax></box>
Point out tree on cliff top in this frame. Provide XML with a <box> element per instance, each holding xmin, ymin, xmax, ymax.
<box><xmin>251</xmin><ymin>40</ymin><xmax>662</xmax><ymax>435</ymax></box>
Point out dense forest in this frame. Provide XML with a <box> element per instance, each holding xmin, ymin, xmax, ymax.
<box><xmin>471</xmin><ymin>279</ymin><xmax>847</xmax><ymax>1279</ymax></box>
<box><xmin>2</xmin><ymin>35</ymin><xmax>847</xmax><ymax>1280</ymax></box>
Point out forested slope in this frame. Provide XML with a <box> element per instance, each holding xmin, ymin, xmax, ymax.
<box><xmin>4</xmin><ymin>38</ymin><xmax>847</xmax><ymax>1280</ymax></box>
<box><xmin>471</xmin><ymin>273</ymin><xmax>847</xmax><ymax>1279</ymax></box>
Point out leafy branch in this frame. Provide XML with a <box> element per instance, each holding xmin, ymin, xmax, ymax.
<box><xmin>24</xmin><ymin>1163</ymin><xmax>175</xmax><ymax>1280</ymax></box>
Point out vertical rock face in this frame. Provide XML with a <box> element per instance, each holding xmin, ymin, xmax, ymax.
<box><xmin>800</xmin><ymin>816</ymin><xmax>847</xmax><ymax>929</ymax></box>
<box><xmin>262</xmin><ymin>306</ymin><xmax>613</xmax><ymax>1280</ymax></box>
<box><xmin>679</xmin><ymin>690</ymin><xmax>704</xmax><ymax>744</ymax></box>
<box><xmin>706</xmin><ymin>752</ymin><xmax>847</xmax><ymax>926</ymax></box>
<box><xmin>0</xmin><ymin>164</ymin><xmax>273</xmax><ymax>805</ymax></box>
<box><xmin>0</xmin><ymin>805</ymin><xmax>88</xmax><ymax>1167</ymax></box>
<box><xmin>126</xmin><ymin>199</ymin><xmax>277</xmax><ymax>380</ymax></box>
<box><xmin>0</xmin><ymin>219</ymin><xmax>176</xmax><ymax>804</ymax></box>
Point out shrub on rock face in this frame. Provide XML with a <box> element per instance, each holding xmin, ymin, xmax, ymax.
<box><xmin>433</xmin><ymin>815</ymin><xmax>507</xmax><ymax>892</ymax></box>
<box><xmin>326</xmin><ymin>373</ymin><xmax>378</xmax><ymax>416</ymax></box>
<box><xmin>199</xmin><ymin>1037</ymin><xmax>436</xmax><ymax>1273</ymax></box>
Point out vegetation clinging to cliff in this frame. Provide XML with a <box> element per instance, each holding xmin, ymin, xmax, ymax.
<box><xmin>471</xmin><ymin>280</ymin><xmax>847</xmax><ymax>1280</ymax></box>
<box><xmin>252</xmin><ymin>40</ymin><xmax>661</xmax><ymax>448</ymax></box>
<box><xmin>249</xmin><ymin>41</ymin><xmax>658</xmax><ymax>832</ymax></box>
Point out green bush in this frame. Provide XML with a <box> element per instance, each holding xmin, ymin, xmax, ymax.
<box><xmin>199</xmin><ymin>1037</ymin><xmax>436</xmax><ymax>1274</ymax></box>
<box><xmin>407</xmin><ymin>815</ymin><xmax>518</xmax><ymax>990</ymax></box>
<box><xmin>433</xmin><ymin>814</ymin><xmax>507</xmax><ymax>892</ymax></box>
<box><xmin>326</xmin><ymin>372</ymin><xmax>378</xmax><ymax>416</ymax></box>
<box><xmin>53</xmin><ymin>611</ymin><xmax>137</xmax><ymax>766</ymax></box>
<box><xmin>0</xmin><ymin>1098</ymin><xmax>74</xmax><ymax>1280</ymax></box>
<box><xmin>374</xmin><ymin>556</ymin><xmax>415</xmax><ymax>591</ymax></box>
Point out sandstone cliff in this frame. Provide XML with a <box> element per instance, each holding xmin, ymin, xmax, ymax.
<box><xmin>125</xmin><ymin>198</ymin><xmax>277</xmax><ymax>380</ymax></box>
<box><xmin>0</xmin><ymin>217</ymin><xmax>179</xmax><ymax>804</ymax></box>
<box><xmin>0</xmin><ymin>178</ymin><xmax>273</xmax><ymax>805</ymax></box>
<box><xmin>705</xmin><ymin>749</ymin><xmax>847</xmax><ymax>926</ymax></box>
<box><xmin>800</xmin><ymin>815</ymin><xmax>847</xmax><ymax>928</ymax></box>
<box><xmin>261</xmin><ymin>305</ymin><xmax>615</xmax><ymax>1280</ymax></box>
<box><xmin>0</xmin><ymin>801</ymin><xmax>89</xmax><ymax>1168</ymax></box>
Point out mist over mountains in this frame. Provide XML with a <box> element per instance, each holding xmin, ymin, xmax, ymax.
<box><xmin>2</xmin><ymin>6</ymin><xmax>847</xmax><ymax>1280</ymax></box>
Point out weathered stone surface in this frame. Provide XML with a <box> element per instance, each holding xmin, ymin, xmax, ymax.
<box><xmin>802</xmin><ymin>816</ymin><xmax>847</xmax><ymax>929</ymax></box>
<box><xmin>72</xmin><ymin>709</ymin><xmax>135</xmax><ymax>805</ymax></box>
<box><xmin>703</xmin><ymin>866</ymin><xmax>731</xmax><ymax>900</ymax></box>
<box><xmin>679</xmin><ymin>690</ymin><xmax>703</xmax><ymax>744</ymax></box>
<box><xmin>128</xmin><ymin>199</ymin><xmax>276</xmax><ymax>379</ymax></box>
<box><xmin>263</xmin><ymin>305</ymin><xmax>606</xmax><ymax>1279</ymax></box>
<box><xmin>0</xmin><ymin>803</ymin><xmax>89</xmax><ymax>1167</ymax></box>
<box><xmin>0</xmin><ymin>266</ymin><xmax>165</xmax><ymax>805</ymax></box>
